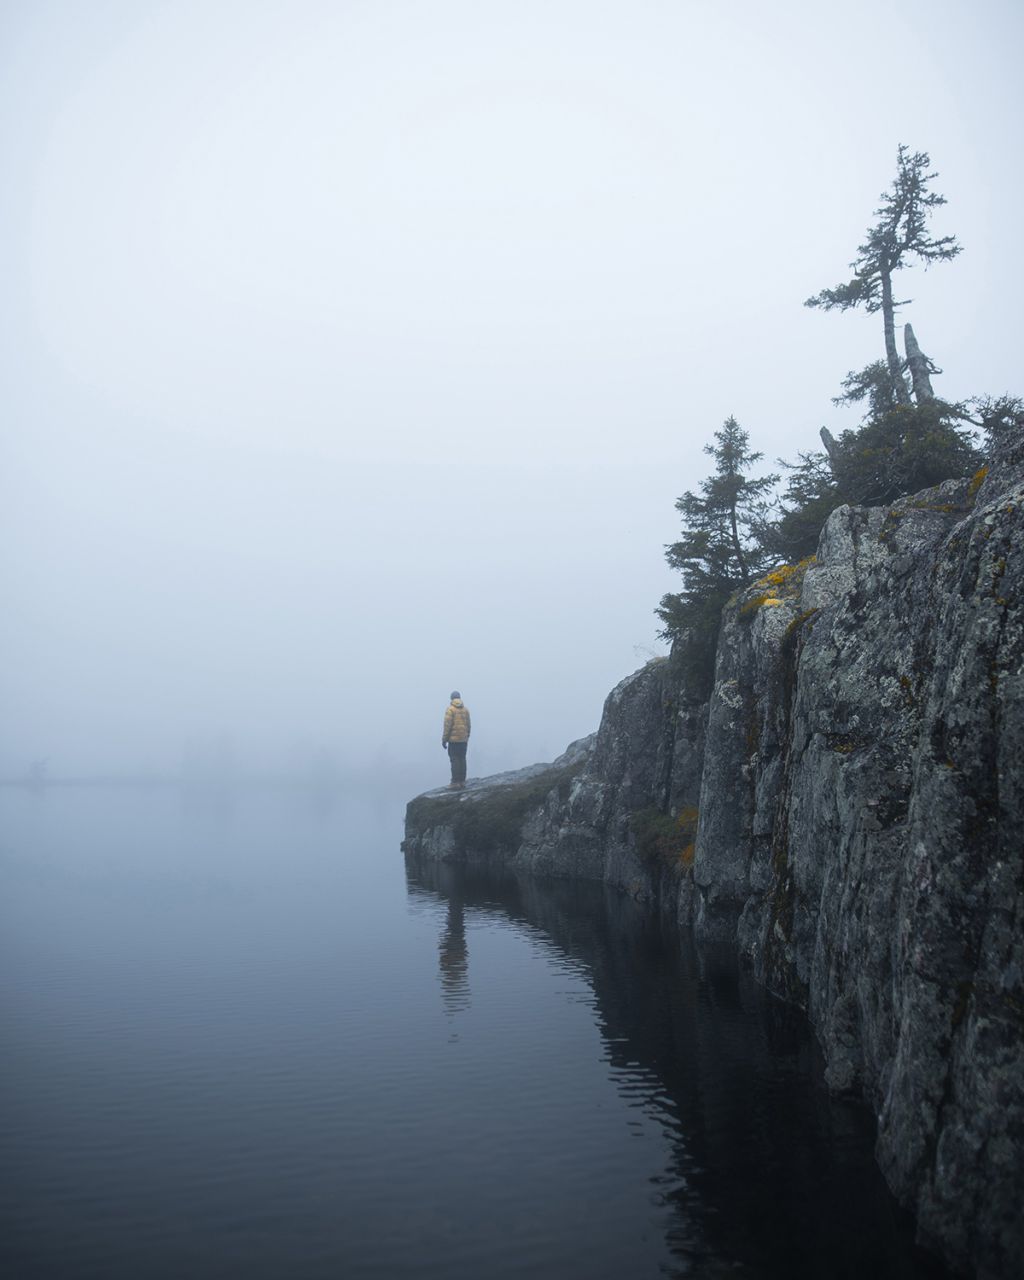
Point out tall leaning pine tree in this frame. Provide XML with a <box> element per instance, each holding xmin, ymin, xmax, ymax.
<box><xmin>805</xmin><ymin>145</ymin><xmax>961</xmax><ymax>406</ymax></box>
<box><xmin>658</xmin><ymin>417</ymin><xmax>777</xmax><ymax>692</ymax></box>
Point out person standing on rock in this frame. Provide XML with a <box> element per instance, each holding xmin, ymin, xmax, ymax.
<box><xmin>442</xmin><ymin>691</ymin><xmax>471</xmax><ymax>790</ymax></box>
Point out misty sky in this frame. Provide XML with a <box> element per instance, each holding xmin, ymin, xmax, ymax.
<box><xmin>2</xmin><ymin>0</ymin><xmax>1021</xmax><ymax>784</ymax></box>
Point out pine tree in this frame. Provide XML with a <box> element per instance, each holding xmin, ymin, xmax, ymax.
<box><xmin>658</xmin><ymin>418</ymin><xmax>777</xmax><ymax>692</ymax></box>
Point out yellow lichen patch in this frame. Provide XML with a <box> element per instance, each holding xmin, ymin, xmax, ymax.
<box><xmin>741</xmin><ymin>556</ymin><xmax>817</xmax><ymax>619</ymax></box>
<box><xmin>739</xmin><ymin>592</ymin><xmax>782</xmax><ymax>618</ymax></box>
<box><xmin>752</xmin><ymin>556</ymin><xmax>817</xmax><ymax>594</ymax></box>
<box><xmin>680</xmin><ymin>842</ymin><xmax>695</xmax><ymax>867</ymax></box>
<box><xmin>968</xmin><ymin>465</ymin><xmax>989</xmax><ymax>500</ymax></box>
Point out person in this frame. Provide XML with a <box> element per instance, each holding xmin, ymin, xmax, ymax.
<box><xmin>442</xmin><ymin>690</ymin><xmax>471</xmax><ymax>790</ymax></box>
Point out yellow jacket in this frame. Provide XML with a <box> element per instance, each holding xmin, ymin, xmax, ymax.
<box><xmin>443</xmin><ymin>699</ymin><xmax>471</xmax><ymax>744</ymax></box>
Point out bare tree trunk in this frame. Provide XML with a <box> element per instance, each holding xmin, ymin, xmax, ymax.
<box><xmin>880</xmin><ymin>265</ymin><xmax>912</xmax><ymax>404</ymax></box>
<box><xmin>820</xmin><ymin>427</ymin><xmax>840</xmax><ymax>462</ymax></box>
<box><xmin>904</xmin><ymin>323</ymin><xmax>935</xmax><ymax>403</ymax></box>
<box><xmin>729</xmin><ymin>505</ymin><xmax>749</xmax><ymax>582</ymax></box>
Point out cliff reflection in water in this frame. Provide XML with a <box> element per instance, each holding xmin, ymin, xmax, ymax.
<box><xmin>405</xmin><ymin>853</ymin><xmax>952</xmax><ymax>1280</ymax></box>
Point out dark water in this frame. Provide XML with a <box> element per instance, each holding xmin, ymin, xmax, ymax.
<box><xmin>0</xmin><ymin>787</ymin><xmax>952</xmax><ymax>1279</ymax></box>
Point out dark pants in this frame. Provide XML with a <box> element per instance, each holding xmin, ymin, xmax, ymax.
<box><xmin>447</xmin><ymin>741</ymin><xmax>468</xmax><ymax>784</ymax></box>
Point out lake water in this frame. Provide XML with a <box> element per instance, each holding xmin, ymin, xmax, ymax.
<box><xmin>1</xmin><ymin>785</ymin><xmax>952</xmax><ymax>1279</ymax></box>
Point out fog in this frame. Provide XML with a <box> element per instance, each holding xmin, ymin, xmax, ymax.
<box><xmin>3</xmin><ymin>0</ymin><xmax>1021</xmax><ymax>790</ymax></box>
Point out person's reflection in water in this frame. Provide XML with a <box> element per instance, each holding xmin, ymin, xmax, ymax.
<box><xmin>438</xmin><ymin>893</ymin><xmax>471</xmax><ymax>1037</ymax></box>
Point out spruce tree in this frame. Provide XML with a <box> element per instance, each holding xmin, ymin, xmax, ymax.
<box><xmin>658</xmin><ymin>418</ymin><xmax>777</xmax><ymax>692</ymax></box>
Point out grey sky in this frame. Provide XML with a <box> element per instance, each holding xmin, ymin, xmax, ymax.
<box><xmin>2</xmin><ymin>0</ymin><xmax>1021</xmax><ymax>783</ymax></box>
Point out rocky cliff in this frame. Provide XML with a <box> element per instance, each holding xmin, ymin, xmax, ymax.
<box><xmin>403</xmin><ymin>443</ymin><xmax>1023</xmax><ymax>1279</ymax></box>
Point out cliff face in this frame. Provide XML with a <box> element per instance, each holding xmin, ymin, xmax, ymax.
<box><xmin>696</xmin><ymin>457</ymin><xmax>1023</xmax><ymax>1279</ymax></box>
<box><xmin>403</xmin><ymin>446</ymin><xmax>1024</xmax><ymax>1279</ymax></box>
<box><xmin>404</xmin><ymin>663</ymin><xmax>704</xmax><ymax>904</ymax></box>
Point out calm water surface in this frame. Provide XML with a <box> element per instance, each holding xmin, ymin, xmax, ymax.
<box><xmin>1</xmin><ymin>786</ymin><xmax>951</xmax><ymax>1279</ymax></box>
